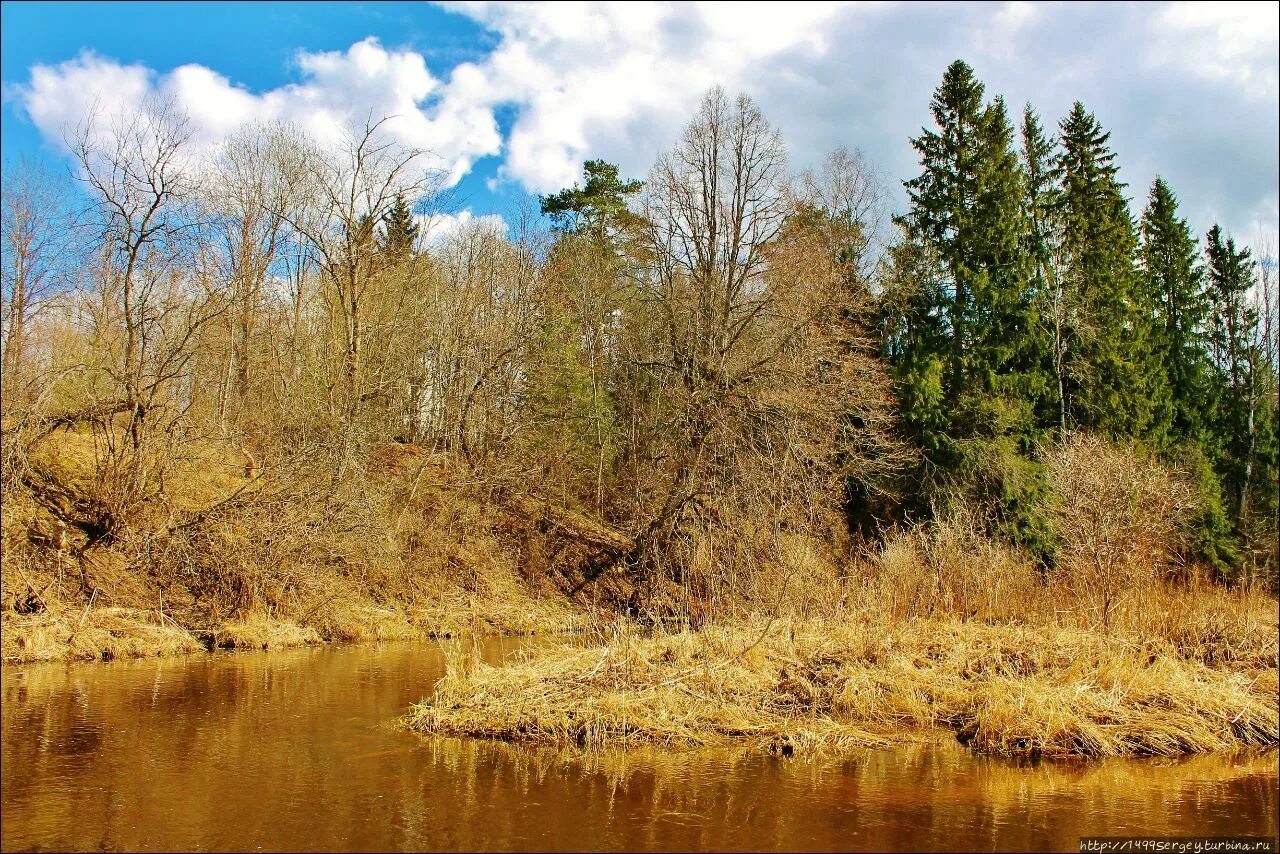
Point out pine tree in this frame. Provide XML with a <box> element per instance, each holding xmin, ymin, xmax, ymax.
<box><xmin>1138</xmin><ymin>178</ymin><xmax>1208</xmax><ymax>442</ymax></box>
<box><xmin>1056</xmin><ymin>101</ymin><xmax>1156</xmax><ymax>438</ymax></box>
<box><xmin>380</xmin><ymin>193</ymin><xmax>419</xmax><ymax>262</ymax></box>
<box><xmin>541</xmin><ymin>160</ymin><xmax>644</xmax><ymax>239</ymax></box>
<box><xmin>533</xmin><ymin>161</ymin><xmax>643</xmax><ymax>511</ymax></box>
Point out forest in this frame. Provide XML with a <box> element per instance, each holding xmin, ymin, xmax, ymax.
<box><xmin>2</xmin><ymin>59</ymin><xmax>1277</xmax><ymax>758</ymax></box>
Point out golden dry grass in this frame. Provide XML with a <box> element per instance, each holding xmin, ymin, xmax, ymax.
<box><xmin>25</xmin><ymin>426</ymin><xmax>254</xmax><ymax>513</ymax></box>
<box><xmin>1</xmin><ymin>606</ymin><xmax>204</xmax><ymax>663</ymax></box>
<box><xmin>408</xmin><ymin>611</ymin><xmax>1279</xmax><ymax>759</ymax></box>
<box><xmin>213</xmin><ymin>613</ymin><xmax>323</xmax><ymax>650</ymax></box>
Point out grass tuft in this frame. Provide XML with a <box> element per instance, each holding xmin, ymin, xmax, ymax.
<box><xmin>408</xmin><ymin>615</ymin><xmax>1279</xmax><ymax>759</ymax></box>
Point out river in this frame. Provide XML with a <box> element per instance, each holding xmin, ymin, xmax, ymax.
<box><xmin>2</xmin><ymin>639</ymin><xmax>1276</xmax><ymax>851</ymax></box>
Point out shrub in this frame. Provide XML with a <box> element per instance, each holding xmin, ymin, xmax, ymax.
<box><xmin>1045</xmin><ymin>434</ymin><xmax>1197</xmax><ymax>626</ymax></box>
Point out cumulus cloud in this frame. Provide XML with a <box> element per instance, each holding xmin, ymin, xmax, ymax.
<box><xmin>10</xmin><ymin>2</ymin><xmax>1278</xmax><ymax>239</ymax></box>
<box><xmin>440</xmin><ymin>1</ymin><xmax>851</xmax><ymax>193</ymax></box>
<box><xmin>15</xmin><ymin>37</ymin><xmax>501</xmax><ymax>185</ymax></box>
<box><xmin>20</xmin><ymin>52</ymin><xmax>154</xmax><ymax>142</ymax></box>
<box><xmin>418</xmin><ymin>209</ymin><xmax>509</xmax><ymax>247</ymax></box>
<box><xmin>438</xmin><ymin>0</ymin><xmax>1278</xmax><ymax>239</ymax></box>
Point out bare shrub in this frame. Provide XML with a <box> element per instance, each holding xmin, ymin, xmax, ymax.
<box><xmin>1045</xmin><ymin>433</ymin><xmax>1198</xmax><ymax>627</ymax></box>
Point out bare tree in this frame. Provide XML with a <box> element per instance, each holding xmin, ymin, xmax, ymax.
<box><xmin>208</xmin><ymin>121</ymin><xmax>312</xmax><ymax>423</ymax></box>
<box><xmin>1240</xmin><ymin>237</ymin><xmax>1279</xmax><ymax>576</ymax></box>
<box><xmin>795</xmin><ymin>146</ymin><xmax>890</xmax><ymax>279</ymax></box>
<box><xmin>613</xmin><ymin>88</ymin><xmax>910</xmax><ymax>614</ymax></box>
<box><xmin>409</xmin><ymin>219</ymin><xmax>535</xmax><ymax>458</ymax></box>
<box><xmin>1</xmin><ymin>157</ymin><xmax>78</xmax><ymax>408</ymax></box>
<box><xmin>57</xmin><ymin>99</ymin><xmax>226</xmax><ymax>536</ymax></box>
<box><xmin>273</xmin><ymin>118</ymin><xmax>444</xmax><ymax>444</ymax></box>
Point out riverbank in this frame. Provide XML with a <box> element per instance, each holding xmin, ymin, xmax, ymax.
<box><xmin>0</xmin><ymin>590</ymin><xmax>587</xmax><ymax>664</ymax></box>
<box><xmin>1</xmin><ymin>436</ymin><xmax>595</xmax><ymax>664</ymax></box>
<box><xmin>409</xmin><ymin>598</ymin><xmax>1279</xmax><ymax>759</ymax></box>
<box><xmin>7</xmin><ymin>637</ymin><xmax>1275</xmax><ymax>852</ymax></box>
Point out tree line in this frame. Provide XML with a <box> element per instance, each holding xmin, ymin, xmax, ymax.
<box><xmin>882</xmin><ymin>60</ymin><xmax>1276</xmax><ymax>577</ymax></box>
<box><xmin>2</xmin><ymin>60</ymin><xmax>1276</xmax><ymax>618</ymax></box>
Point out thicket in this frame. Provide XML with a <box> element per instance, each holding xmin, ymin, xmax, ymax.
<box><xmin>1</xmin><ymin>61</ymin><xmax>1276</xmax><ymax>638</ymax></box>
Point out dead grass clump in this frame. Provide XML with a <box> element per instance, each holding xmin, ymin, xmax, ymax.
<box><xmin>2</xmin><ymin>606</ymin><xmax>203</xmax><ymax>663</ymax></box>
<box><xmin>867</xmin><ymin>514</ymin><xmax>1049</xmax><ymax>622</ymax></box>
<box><xmin>408</xmin><ymin>618</ymin><xmax>1278</xmax><ymax>759</ymax></box>
<box><xmin>214</xmin><ymin>613</ymin><xmax>322</xmax><ymax>650</ymax></box>
<box><xmin>959</xmin><ymin>658</ymin><xmax>1278</xmax><ymax>757</ymax></box>
<box><xmin>315</xmin><ymin>605</ymin><xmax>419</xmax><ymax>643</ymax></box>
<box><xmin>413</xmin><ymin>626</ymin><xmax>891</xmax><ymax>753</ymax></box>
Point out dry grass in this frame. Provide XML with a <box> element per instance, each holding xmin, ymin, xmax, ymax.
<box><xmin>213</xmin><ymin>613</ymin><xmax>323</xmax><ymax>650</ymax></box>
<box><xmin>852</xmin><ymin>511</ymin><xmax>1278</xmax><ymax>670</ymax></box>
<box><xmin>409</xmin><ymin>611</ymin><xmax>1278</xmax><ymax>759</ymax></box>
<box><xmin>1</xmin><ymin>606</ymin><xmax>203</xmax><ymax>663</ymax></box>
<box><xmin>865</xmin><ymin>515</ymin><xmax>1046</xmax><ymax>622</ymax></box>
<box><xmin>410</xmin><ymin>568</ymin><xmax>588</xmax><ymax>638</ymax></box>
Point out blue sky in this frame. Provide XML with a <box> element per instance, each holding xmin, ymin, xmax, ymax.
<box><xmin>2</xmin><ymin>1</ymin><xmax>1278</xmax><ymax>243</ymax></box>
<box><xmin>1</xmin><ymin>1</ymin><xmax>525</xmax><ymax>220</ymax></box>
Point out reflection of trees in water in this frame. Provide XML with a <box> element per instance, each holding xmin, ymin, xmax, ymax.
<box><xmin>3</xmin><ymin>650</ymin><xmax>1276</xmax><ymax>851</ymax></box>
<box><xmin>413</xmin><ymin>737</ymin><xmax>1279</xmax><ymax>851</ymax></box>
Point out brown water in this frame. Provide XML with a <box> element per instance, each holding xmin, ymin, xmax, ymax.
<box><xmin>2</xmin><ymin>640</ymin><xmax>1276</xmax><ymax>852</ymax></box>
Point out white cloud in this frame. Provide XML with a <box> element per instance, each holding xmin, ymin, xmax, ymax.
<box><xmin>9</xmin><ymin>2</ymin><xmax>1278</xmax><ymax>240</ymax></box>
<box><xmin>418</xmin><ymin>209</ymin><xmax>509</xmax><ymax>247</ymax></box>
<box><xmin>436</xmin><ymin>0</ymin><xmax>1277</xmax><ymax>238</ymax></box>
<box><xmin>439</xmin><ymin>1</ymin><xmax>850</xmax><ymax>192</ymax></box>
<box><xmin>1154</xmin><ymin>1</ymin><xmax>1279</xmax><ymax>90</ymax></box>
<box><xmin>20</xmin><ymin>52</ymin><xmax>154</xmax><ymax>143</ymax></box>
<box><xmin>14</xmin><ymin>38</ymin><xmax>502</xmax><ymax>186</ymax></box>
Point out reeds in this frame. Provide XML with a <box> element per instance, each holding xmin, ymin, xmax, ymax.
<box><xmin>408</xmin><ymin>613</ymin><xmax>1279</xmax><ymax>758</ymax></box>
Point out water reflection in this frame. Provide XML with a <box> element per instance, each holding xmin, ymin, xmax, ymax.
<box><xmin>2</xmin><ymin>641</ymin><xmax>1276</xmax><ymax>852</ymax></box>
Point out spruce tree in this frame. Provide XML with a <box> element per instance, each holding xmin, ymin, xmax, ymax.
<box><xmin>971</xmin><ymin>97</ymin><xmax>1051</xmax><ymax>418</ymax></box>
<box><xmin>1056</xmin><ymin>101</ymin><xmax>1156</xmax><ymax>438</ymax></box>
<box><xmin>896</xmin><ymin>62</ymin><xmax>1054</xmax><ymax>558</ymax></box>
<box><xmin>879</xmin><ymin>229</ymin><xmax>951</xmax><ymax>455</ymax></box>
<box><xmin>902</xmin><ymin>59</ymin><xmax>984</xmax><ymax>421</ymax></box>
<box><xmin>1019</xmin><ymin>104</ymin><xmax>1063</xmax><ymax>432</ymax></box>
<box><xmin>901</xmin><ymin>62</ymin><xmax>1043</xmax><ymax>437</ymax></box>
<box><xmin>1138</xmin><ymin>177</ymin><xmax>1208</xmax><ymax>442</ymax></box>
<box><xmin>1204</xmin><ymin>225</ymin><xmax>1260</xmax><ymax>522</ymax></box>
<box><xmin>380</xmin><ymin>193</ymin><xmax>419</xmax><ymax>262</ymax></box>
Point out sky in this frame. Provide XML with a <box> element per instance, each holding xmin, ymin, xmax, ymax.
<box><xmin>2</xmin><ymin>1</ymin><xmax>1277</xmax><ymax>246</ymax></box>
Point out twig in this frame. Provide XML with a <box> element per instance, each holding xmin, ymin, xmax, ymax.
<box><xmin>77</xmin><ymin>587</ymin><xmax>98</xmax><ymax>628</ymax></box>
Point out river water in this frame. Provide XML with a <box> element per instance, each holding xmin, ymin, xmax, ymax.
<box><xmin>2</xmin><ymin>640</ymin><xmax>1276</xmax><ymax>852</ymax></box>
